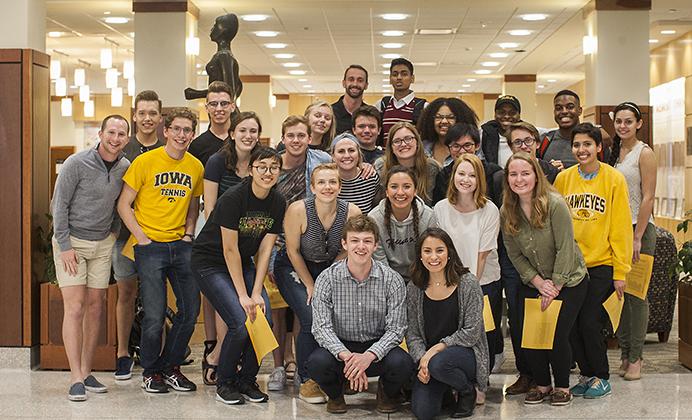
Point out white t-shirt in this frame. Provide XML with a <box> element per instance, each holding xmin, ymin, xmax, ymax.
<box><xmin>433</xmin><ymin>199</ymin><xmax>501</xmax><ymax>286</ymax></box>
<box><xmin>497</xmin><ymin>134</ymin><xmax>513</xmax><ymax>169</ymax></box>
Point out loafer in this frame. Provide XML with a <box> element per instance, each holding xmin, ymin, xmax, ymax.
<box><xmin>550</xmin><ymin>389</ymin><xmax>572</xmax><ymax>406</ymax></box>
<box><xmin>524</xmin><ymin>387</ymin><xmax>552</xmax><ymax>405</ymax></box>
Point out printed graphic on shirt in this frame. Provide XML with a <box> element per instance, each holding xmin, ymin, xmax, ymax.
<box><xmin>239</xmin><ymin>211</ymin><xmax>275</xmax><ymax>238</ymax></box>
<box><xmin>386</xmin><ymin>235</ymin><xmax>416</xmax><ymax>249</ymax></box>
<box><xmin>564</xmin><ymin>193</ymin><xmax>606</xmax><ymax>221</ymax></box>
<box><xmin>154</xmin><ymin>171</ymin><xmax>193</xmax><ymax>201</ymax></box>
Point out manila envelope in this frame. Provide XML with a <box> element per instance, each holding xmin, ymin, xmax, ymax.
<box><xmin>521</xmin><ymin>298</ymin><xmax>562</xmax><ymax>350</ymax></box>
<box><xmin>625</xmin><ymin>254</ymin><xmax>654</xmax><ymax>300</ymax></box>
<box><xmin>245</xmin><ymin>306</ymin><xmax>279</xmax><ymax>364</ymax></box>
<box><xmin>483</xmin><ymin>294</ymin><xmax>495</xmax><ymax>332</ymax></box>
<box><xmin>603</xmin><ymin>291</ymin><xmax>624</xmax><ymax>332</ymax></box>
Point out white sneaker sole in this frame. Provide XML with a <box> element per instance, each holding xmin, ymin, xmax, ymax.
<box><xmin>216</xmin><ymin>393</ymin><xmax>244</xmax><ymax>405</ymax></box>
<box><xmin>114</xmin><ymin>372</ymin><xmax>132</xmax><ymax>380</ymax></box>
<box><xmin>67</xmin><ymin>394</ymin><xmax>87</xmax><ymax>402</ymax></box>
<box><xmin>299</xmin><ymin>394</ymin><xmax>327</xmax><ymax>404</ymax></box>
<box><xmin>84</xmin><ymin>385</ymin><xmax>108</xmax><ymax>393</ymax></box>
<box><xmin>267</xmin><ymin>382</ymin><xmax>286</xmax><ymax>391</ymax></box>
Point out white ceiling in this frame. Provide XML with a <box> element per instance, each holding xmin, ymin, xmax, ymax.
<box><xmin>45</xmin><ymin>0</ymin><xmax>692</xmax><ymax>95</ymax></box>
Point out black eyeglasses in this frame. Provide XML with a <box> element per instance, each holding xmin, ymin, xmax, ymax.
<box><xmin>510</xmin><ymin>137</ymin><xmax>536</xmax><ymax>148</ymax></box>
<box><xmin>449</xmin><ymin>142</ymin><xmax>476</xmax><ymax>153</ymax></box>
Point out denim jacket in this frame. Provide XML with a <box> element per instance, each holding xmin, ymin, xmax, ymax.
<box><xmin>303</xmin><ymin>148</ymin><xmax>332</xmax><ymax>198</ymax></box>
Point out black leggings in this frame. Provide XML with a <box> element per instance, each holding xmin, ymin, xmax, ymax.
<box><xmin>521</xmin><ymin>277</ymin><xmax>587</xmax><ymax>388</ymax></box>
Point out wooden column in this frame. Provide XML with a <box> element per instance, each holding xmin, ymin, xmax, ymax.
<box><xmin>0</xmin><ymin>49</ymin><xmax>50</xmax><ymax>347</ymax></box>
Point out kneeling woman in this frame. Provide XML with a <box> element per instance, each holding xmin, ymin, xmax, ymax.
<box><xmin>501</xmin><ymin>153</ymin><xmax>588</xmax><ymax>405</ymax></box>
<box><xmin>407</xmin><ymin>228</ymin><xmax>489</xmax><ymax>419</ymax></box>
<box><xmin>191</xmin><ymin>147</ymin><xmax>287</xmax><ymax>405</ymax></box>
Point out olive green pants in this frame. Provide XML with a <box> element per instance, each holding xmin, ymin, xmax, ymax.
<box><xmin>617</xmin><ymin>222</ymin><xmax>656</xmax><ymax>362</ymax></box>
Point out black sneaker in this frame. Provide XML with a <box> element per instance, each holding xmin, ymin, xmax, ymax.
<box><xmin>163</xmin><ymin>366</ymin><xmax>197</xmax><ymax>392</ymax></box>
<box><xmin>238</xmin><ymin>381</ymin><xmax>268</xmax><ymax>402</ymax></box>
<box><xmin>114</xmin><ymin>356</ymin><xmax>134</xmax><ymax>380</ymax></box>
<box><xmin>141</xmin><ymin>373</ymin><xmax>169</xmax><ymax>393</ymax></box>
<box><xmin>216</xmin><ymin>383</ymin><xmax>245</xmax><ymax>405</ymax></box>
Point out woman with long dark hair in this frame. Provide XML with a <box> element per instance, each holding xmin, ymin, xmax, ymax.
<box><xmin>501</xmin><ymin>152</ymin><xmax>588</xmax><ymax>405</ymax></box>
<box><xmin>608</xmin><ymin>102</ymin><xmax>656</xmax><ymax>381</ymax></box>
<box><xmin>407</xmin><ymin>228</ymin><xmax>489</xmax><ymax>419</ymax></box>
<box><xmin>368</xmin><ymin>166</ymin><xmax>436</xmax><ymax>282</ymax></box>
<box><xmin>417</xmin><ymin>97</ymin><xmax>478</xmax><ymax>166</ymax></box>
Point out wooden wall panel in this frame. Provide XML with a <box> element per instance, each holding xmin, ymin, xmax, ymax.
<box><xmin>0</xmin><ymin>60</ymin><xmax>24</xmax><ymax>345</ymax></box>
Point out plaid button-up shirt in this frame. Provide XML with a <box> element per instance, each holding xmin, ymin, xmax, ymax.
<box><xmin>311</xmin><ymin>259</ymin><xmax>407</xmax><ymax>360</ymax></box>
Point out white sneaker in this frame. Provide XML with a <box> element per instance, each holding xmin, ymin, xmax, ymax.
<box><xmin>267</xmin><ymin>367</ymin><xmax>287</xmax><ymax>391</ymax></box>
<box><xmin>492</xmin><ymin>352</ymin><xmax>505</xmax><ymax>373</ymax></box>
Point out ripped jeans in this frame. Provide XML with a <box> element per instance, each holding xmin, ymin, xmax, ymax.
<box><xmin>273</xmin><ymin>248</ymin><xmax>332</xmax><ymax>383</ymax></box>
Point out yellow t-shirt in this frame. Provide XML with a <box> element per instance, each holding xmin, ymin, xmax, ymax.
<box><xmin>554</xmin><ymin>163</ymin><xmax>632</xmax><ymax>280</ymax></box>
<box><xmin>122</xmin><ymin>147</ymin><xmax>204</xmax><ymax>242</ymax></box>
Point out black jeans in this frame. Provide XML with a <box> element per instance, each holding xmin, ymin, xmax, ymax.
<box><xmin>521</xmin><ymin>277</ymin><xmax>587</xmax><ymax>388</ymax></box>
<box><xmin>307</xmin><ymin>340</ymin><xmax>414</xmax><ymax>399</ymax></box>
<box><xmin>481</xmin><ymin>280</ymin><xmax>502</xmax><ymax>372</ymax></box>
<box><xmin>570</xmin><ymin>265</ymin><xmax>614</xmax><ymax>380</ymax></box>
<box><xmin>499</xmin><ymin>241</ymin><xmax>530</xmax><ymax>376</ymax></box>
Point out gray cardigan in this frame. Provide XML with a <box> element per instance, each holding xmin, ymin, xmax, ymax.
<box><xmin>405</xmin><ymin>273</ymin><xmax>490</xmax><ymax>392</ymax></box>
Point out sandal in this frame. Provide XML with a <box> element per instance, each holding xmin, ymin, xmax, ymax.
<box><xmin>203</xmin><ymin>340</ymin><xmax>217</xmax><ymax>361</ymax></box>
<box><xmin>202</xmin><ymin>355</ymin><xmax>218</xmax><ymax>386</ymax></box>
<box><xmin>284</xmin><ymin>361</ymin><xmax>297</xmax><ymax>380</ymax></box>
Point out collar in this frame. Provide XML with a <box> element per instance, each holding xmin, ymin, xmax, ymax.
<box><xmin>390</xmin><ymin>91</ymin><xmax>415</xmax><ymax>108</ymax></box>
<box><xmin>92</xmin><ymin>142</ymin><xmax>124</xmax><ymax>163</ymax></box>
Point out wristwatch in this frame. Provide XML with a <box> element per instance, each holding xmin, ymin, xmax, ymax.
<box><xmin>183</xmin><ymin>233</ymin><xmax>195</xmax><ymax>240</ymax></box>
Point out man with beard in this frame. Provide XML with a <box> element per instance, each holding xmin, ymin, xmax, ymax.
<box><xmin>332</xmin><ymin>65</ymin><xmax>369</xmax><ymax>135</ymax></box>
<box><xmin>480</xmin><ymin>95</ymin><xmax>521</xmax><ymax>168</ymax></box>
<box><xmin>189</xmin><ymin>81</ymin><xmax>236</xmax><ymax>166</ymax></box>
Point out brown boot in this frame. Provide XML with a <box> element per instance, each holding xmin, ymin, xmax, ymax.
<box><xmin>506</xmin><ymin>375</ymin><xmax>533</xmax><ymax>395</ymax></box>
<box><xmin>376</xmin><ymin>381</ymin><xmax>399</xmax><ymax>414</ymax></box>
<box><xmin>326</xmin><ymin>395</ymin><xmax>347</xmax><ymax>414</ymax></box>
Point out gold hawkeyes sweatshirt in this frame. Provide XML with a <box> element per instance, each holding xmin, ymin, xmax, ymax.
<box><xmin>554</xmin><ymin>163</ymin><xmax>633</xmax><ymax>281</ymax></box>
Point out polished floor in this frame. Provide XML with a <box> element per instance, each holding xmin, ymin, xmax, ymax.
<box><xmin>1</xmin><ymin>361</ymin><xmax>691</xmax><ymax>419</ymax></box>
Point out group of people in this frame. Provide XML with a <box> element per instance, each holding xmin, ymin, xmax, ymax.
<box><xmin>51</xmin><ymin>57</ymin><xmax>656</xmax><ymax>419</ymax></box>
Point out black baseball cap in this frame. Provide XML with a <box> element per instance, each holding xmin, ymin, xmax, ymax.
<box><xmin>495</xmin><ymin>95</ymin><xmax>521</xmax><ymax>113</ymax></box>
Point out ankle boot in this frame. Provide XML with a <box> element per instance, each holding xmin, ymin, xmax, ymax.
<box><xmin>452</xmin><ymin>387</ymin><xmax>476</xmax><ymax>418</ymax></box>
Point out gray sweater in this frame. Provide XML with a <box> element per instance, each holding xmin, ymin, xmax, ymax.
<box><xmin>405</xmin><ymin>274</ymin><xmax>490</xmax><ymax>392</ymax></box>
<box><xmin>51</xmin><ymin>144</ymin><xmax>130</xmax><ymax>252</ymax></box>
<box><xmin>368</xmin><ymin>197</ymin><xmax>437</xmax><ymax>282</ymax></box>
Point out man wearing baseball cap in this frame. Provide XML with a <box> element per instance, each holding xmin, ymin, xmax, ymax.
<box><xmin>480</xmin><ymin>95</ymin><xmax>521</xmax><ymax>168</ymax></box>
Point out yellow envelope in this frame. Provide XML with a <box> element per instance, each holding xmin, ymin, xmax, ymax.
<box><xmin>602</xmin><ymin>291</ymin><xmax>624</xmax><ymax>332</ymax></box>
<box><xmin>121</xmin><ymin>235</ymin><xmax>138</xmax><ymax>261</ymax></box>
<box><xmin>400</xmin><ymin>338</ymin><xmax>408</xmax><ymax>352</ymax></box>
<box><xmin>625</xmin><ymin>254</ymin><xmax>654</xmax><ymax>300</ymax></box>
<box><xmin>483</xmin><ymin>295</ymin><xmax>495</xmax><ymax>332</ymax></box>
<box><xmin>245</xmin><ymin>305</ymin><xmax>279</xmax><ymax>364</ymax></box>
<box><xmin>521</xmin><ymin>298</ymin><xmax>562</xmax><ymax>350</ymax></box>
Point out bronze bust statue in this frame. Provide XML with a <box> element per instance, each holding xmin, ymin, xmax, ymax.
<box><xmin>185</xmin><ymin>13</ymin><xmax>243</xmax><ymax>102</ymax></box>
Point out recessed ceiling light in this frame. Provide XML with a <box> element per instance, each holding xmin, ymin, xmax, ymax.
<box><xmin>416</xmin><ymin>28</ymin><xmax>456</xmax><ymax>35</ymax></box>
<box><xmin>474</xmin><ymin>69</ymin><xmax>492</xmax><ymax>74</ymax></box>
<box><xmin>508</xmin><ymin>29</ymin><xmax>532</xmax><ymax>36</ymax></box>
<box><xmin>255</xmin><ymin>31</ymin><xmax>279</xmax><ymax>37</ymax></box>
<box><xmin>381</xmin><ymin>70</ymin><xmax>390</xmax><ymax>74</ymax></box>
<box><xmin>381</xmin><ymin>53</ymin><xmax>401</xmax><ymax>59</ymax></box>
<box><xmin>265</xmin><ymin>43</ymin><xmax>287</xmax><ymax>49</ymax></box>
<box><xmin>488</xmin><ymin>52</ymin><xmax>509</xmax><ymax>58</ymax></box>
<box><xmin>382</xmin><ymin>78</ymin><xmax>389</xmax><ymax>82</ymax></box>
<box><xmin>48</xmin><ymin>31</ymin><xmax>63</xmax><ymax>38</ymax></box>
<box><xmin>537</xmin><ymin>84</ymin><xmax>545</xmax><ymax>88</ymax></box>
<box><xmin>547</xmin><ymin>79</ymin><xmax>557</xmax><ymax>83</ymax></box>
<box><xmin>103</xmin><ymin>17</ymin><xmax>129</xmax><ymax>24</ymax></box>
<box><xmin>196</xmin><ymin>63</ymin><xmax>202</xmax><ymax>68</ymax></box>
<box><xmin>457</xmin><ymin>89</ymin><xmax>466</xmax><ymax>93</ymax></box>
<box><xmin>289</xmin><ymin>70</ymin><xmax>306</xmax><ymax>75</ymax></box>
<box><xmin>462</xmin><ymin>84</ymin><xmax>471</xmax><ymax>88</ymax></box>
<box><xmin>381</xmin><ymin>30</ymin><xmax>406</xmax><ymax>37</ymax></box>
<box><xmin>481</xmin><ymin>61</ymin><xmax>500</xmax><ymax>67</ymax></box>
<box><xmin>274</xmin><ymin>53</ymin><xmax>295</xmax><ymax>59</ymax></box>
<box><xmin>466</xmin><ymin>78</ymin><xmax>476</xmax><ymax>82</ymax></box>
<box><xmin>282</xmin><ymin>62</ymin><xmax>301</xmax><ymax>68</ymax></box>
<box><xmin>302</xmin><ymin>84</ymin><xmax>312</xmax><ymax>88</ymax></box>
<box><xmin>381</xmin><ymin>13</ymin><xmax>408</xmax><ymax>21</ymax></box>
<box><xmin>298</xmin><ymin>78</ymin><xmax>308</xmax><ymax>82</ymax></box>
<box><xmin>128</xmin><ymin>32</ymin><xmax>135</xmax><ymax>38</ymax></box>
<box><xmin>307</xmin><ymin>90</ymin><xmax>316</xmax><ymax>93</ymax></box>
<box><xmin>521</xmin><ymin>14</ymin><xmax>548</xmax><ymax>21</ymax></box>
<box><xmin>103</xmin><ymin>11</ymin><xmax>111</xmax><ymax>15</ymax></box>
<box><xmin>499</xmin><ymin>42</ymin><xmax>520</xmax><ymax>49</ymax></box>
<box><xmin>241</xmin><ymin>14</ymin><xmax>269</xmax><ymax>22</ymax></box>
<box><xmin>649</xmin><ymin>39</ymin><xmax>659</xmax><ymax>44</ymax></box>
<box><xmin>660</xmin><ymin>29</ymin><xmax>676</xmax><ymax>35</ymax></box>
<box><xmin>381</xmin><ymin>63</ymin><xmax>391</xmax><ymax>68</ymax></box>
<box><xmin>414</xmin><ymin>62</ymin><xmax>437</xmax><ymax>66</ymax></box>
<box><xmin>381</xmin><ymin>43</ymin><xmax>404</xmax><ymax>49</ymax></box>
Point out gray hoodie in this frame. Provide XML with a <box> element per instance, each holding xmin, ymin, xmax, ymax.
<box><xmin>51</xmin><ymin>144</ymin><xmax>130</xmax><ymax>252</ymax></box>
<box><xmin>368</xmin><ymin>196</ymin><xmax>437</xmax><ymax>281</ymax></box>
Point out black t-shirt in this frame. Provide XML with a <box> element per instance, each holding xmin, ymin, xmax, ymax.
<box><xmin>204</xmin><ymin>151</ymin><xmax>245</xmax><ymax>197</ymax></box>
<box><xmin>332</xmin><ymin>96</ymin><xmax>367</xmax><ymax>136</ymax></box>
<box><xmin>191</xmin><ymin>178</ymin><xmax>286</xmax><ymax>268</ymax></box>
<box><xmin>423</xmin><ymin>289</ymin><xmax>459</xmax><ymax>348</ymax></box>
<box><xmin>361</xmin><ymin>147</ymin><xmax>384</xmax><ymax>165</ymax></box>
<box><xmin>189</xmin><ymin>129</ymin><xmax>228</xmax><ymax>166</ymax></box>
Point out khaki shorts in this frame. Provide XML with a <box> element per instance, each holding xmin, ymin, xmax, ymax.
<box><xmin>52</xmin><ymin>234</ymin><xmax>116</xmax><ymax>289</ymax></box>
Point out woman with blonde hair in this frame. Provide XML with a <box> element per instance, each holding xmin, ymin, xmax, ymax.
<box><xmin>374</xmin><ymin>121</ymin><xmax>439</xmax><ymax>206</ymax></box>
<box><xmin>501</xmin><ymin>152</ymin><xmax>587</xmax><ymax>405</ymax></box>
<box><xmin>433</xmin><ymin>153</ymin><xmax>501</xmax><ymax>404</ymax></box>
<box><xmin>277</xmin><ymin>100</ymin><xmax>336</xmax><ymax>152</ymax></box>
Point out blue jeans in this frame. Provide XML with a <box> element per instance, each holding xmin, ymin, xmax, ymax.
<box><xmin>411</xmin><ymin>346</ymin><xmax>477</xmax><ymax>420</ymax></box>
<box><xmin>481</xmin><ymin>280</ymin><xmax>502</xmax><ymax>372</ymax></box>
<box><xmin>499</xmin><ymin>240</ymin><xmax>530</xmax><ymax>376</ymax></box>
<box><xmin>192</xmin><ymin>263</ymin><xmax>272</xmax><ymax>386</ymax></box>
<box><xmin>273</xmin><ymin>249</ymin><xmax>330</xmax><ymax>383</ymax></box>
<box><xmin>134</xmin><ymin>240</ymin><xmax>200</xmax><ymax>376</ymax></box>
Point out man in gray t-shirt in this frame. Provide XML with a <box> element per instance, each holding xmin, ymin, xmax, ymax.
<box><xmin>539</xmin><ymin>90</ymin><xmax>581</xmax><ymax>170</ymax></box>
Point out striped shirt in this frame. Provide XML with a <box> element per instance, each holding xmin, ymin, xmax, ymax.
<box><xmin>311</xmin><ymin>259</ymin><xmax>407</xmax><ymax>360</ymax></box>
<box><xmin>338</xmin><ymin>169</ymin><xmax>380</xmax><ymax>214</ymax></box>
